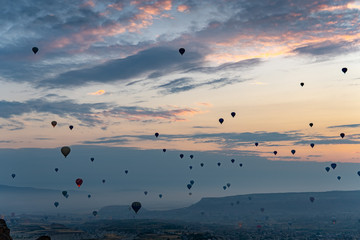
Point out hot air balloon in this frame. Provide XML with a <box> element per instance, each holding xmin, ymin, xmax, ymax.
<box><xmin>231</xmin><ymin>159</ymin><xmax>235</xmax><ymax>163</ymax></box>
<box><xmin>310</xmin><ymin>143</ymin><xmax>315</xmax><ymax>148</ymax></box>
<box><xmin>226</xmin><ymin>183</ymin><xmax>231</xmax><ymax>187</ymax></box>
<box><xmin>131</xmin><ymin>201</ymin><xmax>142</xmax><ymax>214</ymax></box>
<box><xmin>11</xmin><ymin>174</ymin><xmax>15</xmax><ymax>179</ymax></box>
<box><xmin>273</xmin><ymin>151</ymin><xmax>278</xmax><ymax>155</ymax></box>
<box><xmin>92</xmin><ymin>211</ymin><xmax>97</xmax><ymax>216</ymax></box>
<box><xmin>291</xmin><ymin>149</ymin><xmax>296</xmax><ymax>155</ymax></box>
<box><xmin>309</xmin><ymin>123</ymin><xmax>313</xmax><ymax>127</ymax></box>
<box><xmin>102</xmin><ymin>179</ymin><xmax>105</xmax><ymax>183</ymax></box>
<box><xmin>190</xmin><ymin>155</ymin><xmax>194</xmax><ymax>159</ymax></box>
<box><xmin>219</xmin><ymin>118</ymin><xmax>224</xmax><ymax>124</ymax></box>
<box><xmin>325</xmin><ymin>167</ymin><xmax>330</xmax><ymax>172</ymax></box>
<box><xmin>337</xmin><ymin>176</ymin><xmax>341</xmax><ymax>180</ymax></box>
<box><xmin>144</xmin><ymin>191</ymin><xmax>148</xmax><ymax>195</ymax></box>
<box><xmin>159</xmin><ymin>194</ymin><xmax>162</xmax><ymax>198</ymax></box>
<box><xmin>331</xmin><ymin>163</ymin><xmax>337</xmax><ymax>169</ymax></box>
<box><xmin>239</xmin><ymin>163</ymin><xmax>243</xmax><ymax>167</ymax></box>
<box><xmin>88</xmin><ymin>194</ymin><xmax>91</xmax><ymax>198</ymax></box>
<box><xmin>260</xmin><ymin>208</ymin><xmax>264</xmax><ymax>213</ymax></box>
<box><xmin>54</xmin><ymin>202</ymin><xmax>59</xmax><ymax>208</ymax></box>
<box><xmin>61</xmin><ymin>146</ymin><xmax>71</xmax><ymax>158</ymax></box>
<box><xmin>180</xmin><ymin>154</ymin><xmax>184</xmax><ymax>159</ymax></box>
<box><xmin>162</xmin><ymin>149</ymin><xmax>166</xmax><ymax>152</ymax></box>
<box><xmin>32</xmin><ymin>47</ymin><xmax>39</xmax><ymax>54</ymax></box>
<box><xmin>90</xmin><ymin>157</ymin><xmax>94</xmax><ymax>162</ymax></box>
<box><xmin>51</xmin><ymin>121</ymin><xmax>57</xmax><ymax>127</ymax></box>
<box><xmin>69</xmin><ymin>125</ymin><xmax>73</xmax><ymax>130</ymax></box>
<box><xmin>231</xmin><ymin>112</ymin><xmax>236</xmax><ymax>118</ymax></box>
<box><xmin>248</xmin><ymin>196</ymin><xmax>252</xmax><ymax>200</ymax></box>
<box><xmin>342</xmin><ymin>67</ymin><xmax>347</xmax><ymax>74</ymax></box>
<box><xmin>75</xmin><ymin>178</ymin><xmax>83</xmax><ymax>187</ymax></box>
<box><xmin>54</xmin><ymin>168</ymin><xmax>59</xmax><ymax>172</ymax></box>
<box><xmin>217</xmin><ymin>162</ymin><xmax>221</xmax><ymax>166</ymax></box>
<box><xmin>62</xmin><ymin>191</ymin><xmax>68</xmax><ymax>198</ymax></box>
<box><xmin>300</xmin><ymin>82</ymin><xmax>304</xmax><ymax>87</ymax></box>
<box><xmin>200</xmin><ymin>163</ymin><xmax>204</xmax><ymax>167</ymax></box>
<box><xmin>189</xmin><ymin>166</ymin><xmax>192</xmax><ymax>170</ymax></box>
<box><xmin>223</xmin><ymin>186</ymin><xmax>227</xmax><ymax>190</ymax></box>
<box><xmin>189</xmin><ymin>192</ymin><xmax>192</xmax><ymax>196</ymax></box>
<box><xmin>155</xmin><ymin>132</ymin><xmax>159</xmax><ymax>138</ymax></box>
<box><xmin>255</xmin><ymin>142</ymin><xmax>258</xmax><ymax>146</ymax></box>
<box><xmin>357</xmin><ymin>171</ymin><xmax>360</xmax><ymax>176</ymax></box>
<box><xmin>125</xmin><ymin>170</ymin><xmax>128</xmax><ymax>174</ymax></box>
<box><xmin>190</xmin><ymin>180</ymin><xmax>194</xmax><ymax>185</ymax></box>
<box><xmin>309</xmin><ymin>197</ymin><xmax>315</xmax><ymax>203</ymax></box>
<box><xmin>179</xmin><ymin>48</ymin><xmax>185</xmax><ymax>55</ymax></box>
<box><xmin>340</xmin><ymin>133</ymin><xmax>345</xmax><ymax>138</ymax></box>
<box><xmin>187</xmin><ymin>184</ymin><xmax>192</xmax><ymax>190</ymax></box>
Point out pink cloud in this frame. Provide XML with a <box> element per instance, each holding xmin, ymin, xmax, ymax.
<box><xmin>88</xmin><ymin>90</ymin><xmax>106</xmax><ymax>95</ymax></box>
<box><xmin>177</xmin><ymin>4</ymin><xmax>189</xmax><ymax>12</ymax></box>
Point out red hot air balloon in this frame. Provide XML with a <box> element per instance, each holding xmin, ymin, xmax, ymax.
<box><xmin>75</xmin><ymin>178</ymin><xmax>83</xmax><ymax>187</ymax></box>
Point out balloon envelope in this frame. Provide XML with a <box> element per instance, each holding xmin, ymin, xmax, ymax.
<box><xmin>300</xmin><ymin>82</ymin><xmax>304</xmax><ymax>87</ymax></box>
<box><xmin>180</xmin><ymin>154</ymin><xmax>184</xmax><ymax>159</ymax></box>
<box><xmin>340</xmin><ymin>133</ymin><xmax>345</xmax><ymax>138</ymax></box>
<box><xmin>255</xmin><ymin>142</ymin><xmax>258</xmax><ymax>146</ymax></box>
<box><xmin>273</xmin><ymin>151</ymin><xmax>278</xmax><ymax>155</ymax></box>
<box><xmin>54</xmin><ymin>202</ymin><xmax>59</xmax><ymax>208</ymax></box>
<box><xmin>144</xmin><ymin>191</ymin><xmax>148</xmax><ymax>195</ymax></box>
<box><xmin>342</xmin><ymin>67</ymin><xmax>347</xmax><ymax>74</ymax></box>
<box><xmin>331</xmin><ymin>163</ymin><xmax>337</xmax><ymax>169</ymax></box>
<box><xmin>309</xmin><ymin>197</ymin><xmax>315</xmax><ymax>203</ymax></box>
<box><xmin>231</xmin><ymin>159</ymin><xmax>235</xmax><ymax>163</ymax></box>
<box><xmin>190</xmin><ymin>155</ymin><xmax>194</xmax><ymax>159</ymax></box>
<box><xmin>155</xmin><ymin>132</ymin><xmax>159</xmax><ymax>138</ymax></box>
<box><xmin>55</xmin><ymin>168</ymin><xmax>59</xmax><ymax>172</ymax></box>
<box><xmin>358</xmin><ymin>171</ymin><xmax>360</xmax><ymax>176</ymax></box>
<box><xmin>132</xmin><ymin>202</ymin><xmax>142</xmax><ymax>213</ymax></box>
<box><xmin>162</xmin><ymin>149</ymin><xmax>166</xmax><ymax>152</ymax></box>
<box><xmin>90</xmin><ymin>157</ymin><xmax>94</xmax><ymax>162</ymax></box>
<box><xmin>92</xmin><ymin>211</ymin><xmax>97</xmax><ymax>216</ymax></box>
<box><xmin>231</xmin><ymin>112</ymin><xmax>236</xmax><ymax>118</ymax></box>
<box><xmin>200</xmin><ymin>163</ymin><xmax>204</xmax><ymax>167</ymax></box>
<box><xmin>75</xmin><ymin>178</ymin><xmax>83</xmax><ymax>187</ymax></box>
<box><xmin>187</xmin><ymin>184</ymin><xmax>192</xmax><ymax>190</ymax></box>
<box><xmin>337</xmin><ymin>176</ymin><xmax>341</xmax><ymax>180</ymax></box>
<box><xmin>69</xmin><ymin>125</ymin><xmax>73</xmax><ymax>130</ymax></box>
<box><xmin>179</xmin><ymin>48</ymin><xmax>185</xmax><ymax>55</ymax></box>
<box><xmin>310</xmin><ymin>143</ymin><xmax>315</xmax><ymax>148</ymax></box>
<box><xmin>309</xmin><ymin>123</ymin><xmax>313</xmax><ymax>127</ymax></box>
<box><xmin>11</xmin><ymin>174</ymin><xmax>15</xmax><ymax>179</ymax></box>
<box><xmin>51</xmin><ymin>121</ymin><xmax>57</xmax><ymax>127</ymax></box>
<box><xmin>61</xmin><ymin>146</ymin><xmax>71</xmax><ymax>158</ymax></box>
<box><xmin>32</xmin><ymin>47</ymin><xmax>39</xmax><ymax>54</ymax></box>
<box><xmin>219</xmin><ymin>118</ymin><xmax>224</xmax><ymax>124</ymax></box>
<box><xmin>62</xmin><ymin>191</ymin><xmax>67</xmax><ymax>197</ymax></box>
<box><xmin>190</xmin><ymin>180</ymin><xmax>194</xmax><ymax>185</ymax></box>
<box><xmin>325</xmin><ymin>167</ymin><xmax>330</xmax><ymax>172</ymax></box>
<box><xmin>291</xmin><ymin>150</ymin><xmax>296</xmax><ymax>155</ymax></box>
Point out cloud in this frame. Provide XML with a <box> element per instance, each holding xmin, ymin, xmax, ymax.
<box><xmin>327</xmin><ymin>123</ymin><xmax>360</xmax><ymax>129</ymax></box>
<box><xmin>88</xmin><ymin>89</ymin><xmax>106</xmax><ymax>95</ymax></box>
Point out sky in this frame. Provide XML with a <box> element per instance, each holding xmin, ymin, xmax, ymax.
<box><xmin>1</xmin><ymin>0</ymin><xmax>360</xmax><ymax>212</ymax></box>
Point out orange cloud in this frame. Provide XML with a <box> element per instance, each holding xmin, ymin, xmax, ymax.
<box><xmin>88</xmin><ymin>90</ymin><xmax>106</xmax><ymax>95</ymax></box>
<box><xmin>177</xmin><ymin>4</ymin><xmax>189</xmax><ymax>12</ymax></box>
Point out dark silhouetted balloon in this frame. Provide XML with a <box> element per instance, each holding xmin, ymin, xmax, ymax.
<box><xmin>61</xmin><ymin>146</ymin><xmax>71</xmax><ymax>158</ymax></box>
<box><xmin>217</xmin><ymin>162</ymin><xmax>221</xmax><ymax>166</ymax></box>
<box><xmin>180</xmin><ymin>154</ymin><xmax>184</xmax><ymax>159</ymax></box>
<box><xmin>190</xmin><ymin>155</ymin><xmax>194</xmax><ymax>159</ymax></box>
<box><xmin>200</xmin><ymin>163</ymin><xmax>204</xmax><ymax>167</ymax></box>
<box><xmin>226</xmin><ymin>183</ymin><xmax>231</xmax><ymax>187</ymax></box>
<box><xmin>155</xmin><ymin>132</ymin><xmax>159</xmax><ymax>138</ymax></box>
<box><xmin>189</xmin><ymin>192</ymin><xmax>192</xmax><ymax>195</ymax></box>
<box><xmin>300</xmin><ymin>82</ymin><xmax>304</xmax><ymax>87</ymax></box>
<box><xmin>358</xmin><ymin>171</ymin><xmax>360</xmax><ymax>176</ymax></box>
<box><xmin>92</xmin><ymin>211</ymin><xmax>97</xmax><ymax>216</ymax></box>
<box><xmin>255</xmin><ymin>142</ymin><xmax>258</xmax><ymax>146</ymax></box>
<box><xmin>309</xmin><ymin>123</ymin><xmax>313</xmax><ymax>127</ymax></box>
<box><xmin>76</xmin><ymin>178</ymin><xmax>83</xmax><ymax>187</ymax></box>
<box><xmin>190</xmin><ymin>180</ymin><xmax>194</xmax><ymax>185</ymax></box>
<box><xmin>32</xmin><ymin>47</ymin><xmax>39</xmax><ymax>54</ymax></box>
<box><xmin>11</xmin><ymin>174</ymin><xmax>15</xmax><ymax>179</ymax></box>
<box><xmin>54</xmin><ymin>202</ymin><xmax>59</xmax><ymax>208</ymax></box>
<box><xmin>223</xmin><ymin>186</ymin><xmax>227</xmax><ymax>190</ymax></box>
<box><xmin>231</xmin><ymin>159</ymin><xmax>235</xmax><ymax>163</ymax></box>
<box><xmin>342</xmin><ymin>67</ymin><xmax>347</xmax><ymax>74</ymax></box>
<box><xmin>337</xmin><ymin>176</ymin><xmax>341</xmax><ymax>180</ymax></box>
<box><xmin>219</xmin><ymin>118</ymin><xmax>224</xmax><ymax>124</ymax></box>
<box><xmin>309</xmin><ymin>197</ymin><xmax>315</xmax><ymax>203</ymax></box>
<box><xmin>273</xmin><ymin>151</ymin><xmax>278</xmax><ymax>155</ymax></box>
<box><xmin>69</xmin><ymin>125</ymin><xmax>73</xmax><ymax>130</ymax></box>
<box><xmin>239</xmin><ymin>163</ymin><xmax>243</xmax><ymax>167</ymax></box>
<box><xmin>291</xmin><ymin>149</ymin><xmax>296</xmax><ymax>155</ymax></box>
<box><xmin>331</xmin><ymin>163</ymin><xmax>337</xmax><ymax>169</ymax></box>
<box><xmin>131</xmin><ymin>201</ymin><xmax>142</xmax><ymax>213</ymax></box>
<box><xmin>88</xmin><ymin>194</ymin><xmax>91</xmax><ymax>198</ymax></box>
<box><xmin>62</xmin><ymin>191</ymin><xmax>67</xmax><ymax>197</ymax></box>
<box><xmin>325</xmin><ymin>167</ymin><xmax>330</xmax><ymax>172</ymax></box>
<box><xmin>51</xmin><ymin>121</ymin><xmax>57</xmax><ymax>127</ymax></box>
<box><xmin>340</xmin><ymin>133</ymin><xmax>345</xmax><ymax>138</ymax></box>
<box><xmin>162</xmin><ymin>149</ymin><xmax>166</xmax><ymax>152</ymax></box>
<box><xmin>260</xmin><ymin>208</ymin><xmax>264</xmax><ymax>212</ymax></box>
<box><xmin>179</xmin><ymin>48</ymin><xmax>185</xmax><ymax>55</ymax></box>
<box><xmin>187</xmin><ymin>184</ymin><xmax>192</xmax><ymax>190</ymax></box>
<box><xmin>102</xmin><ymin>179</ymin><xmax>105</xmax><ymax>183</ymax></box>
<box><xmin>248</xmin><ymin>196</ymin><xmax>252</xmax><ymax>200</ymax></box>
<box><xmin>90</xmin><ymin>157</ymin><xmax>94</xmax><ymax>162</ymax></box>
<box><xmin>189</xmin><ymin>166</ymin><xmax>192</xmax><ymax>170</ymax></box>
<box><xmin>125</xmin><ymin>170</ymin><xmax>128</xmax><ymax>174</ymax></box>
<box><xmin>159</xmin><ymin>194</ymin><xmax>162</xmax><ymax>198</ymax></box>
<box><xmin>310</xmin><ymin>143</ymin><xmax>315</xmax><ymax>148</ymax></box>
<box><xmin>55</xmin><ymin>168</ymin><xmax>59</xmax><ymax>172</ymax></box>
<box><xmin>144</xmin><ymin>191</ymin><xmax>148</xmax><ymax>195</ymax></box>
<box><xmin>231</xmin><ymin>112</ymin><xmax>236</xmax><ymax>118</ymax></box>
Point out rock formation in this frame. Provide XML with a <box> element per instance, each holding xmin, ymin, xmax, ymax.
<box><xmin>0</xmin><ymin>219</ymin><xmax>12</xmax><ymax>240</ymax></box>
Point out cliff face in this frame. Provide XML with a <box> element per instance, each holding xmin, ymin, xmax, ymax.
<box><xmin>0</xmin><ymin>219</ymin><xmax>12</xmax><ymax>240</ymax></box>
